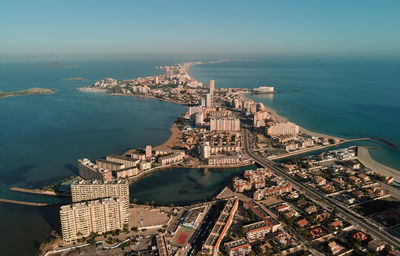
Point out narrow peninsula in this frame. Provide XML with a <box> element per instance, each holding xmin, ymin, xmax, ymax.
<box><xmin>0</xmin><ymin>88</ymin><xmax>56</xmax><ymax>98</ymax></box>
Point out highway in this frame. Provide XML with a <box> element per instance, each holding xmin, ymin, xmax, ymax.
<box><xmin>242</xmin><ymin>128</ymin><xmax>400</xmax><ymax>249</ymax></box>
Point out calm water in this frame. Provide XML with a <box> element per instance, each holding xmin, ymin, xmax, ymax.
<box><xmin>1</xmin><ymin>57</ymin><xmax>399</xmax><ymax>255</ymax></box>
<box><xmin>130</xmin><ymin>166</ymin><xmax>256</xmax><ymax>206</ymax></box>
<box><xmin>190</xmin><ymin>58</ymin><xmax>400</xmax><ymax>170</ymax></box>
<box><xmin>0</xmin><ymin>59</ymin><xmax>186</xmax><ymax>256</ymax></box>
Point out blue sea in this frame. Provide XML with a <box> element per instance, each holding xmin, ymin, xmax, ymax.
<box><xmin>191</xmin><ymin>58</ymin><xmax>400</xmax><ymax>170</ymax></box>
<box><xmin>0</xmin><ymin>59</ymin><xmax>186</xmax><ymax>256</ymax></box>
<box><xmin>0</xmin><ymin>57</ymin><xmax>399</xmax><ymax>255</ymax></box>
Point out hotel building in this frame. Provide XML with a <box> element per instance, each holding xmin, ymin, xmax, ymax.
<box><xmin>71</xmin><ymin>179</ymin><xmax>129</xmax><ymax>203</ymax></box>
<box><xmin>210</xmin><ymin>117</ymin><xmax>240</xmax><ymax>132</ymax></box>
<box><xmin>266</xmin><ymin>121</ymin><xmax>299</xmax><ymax>136</ymax></box>
<box><xmin>60</xmin><ymin>197</ymin><xmax>129</xmax><ymax>241</ymax></box>
<box><xmin>78</xmin><ymin>158</ymin><xmax>112</xmax><ymax>181</ymax></box>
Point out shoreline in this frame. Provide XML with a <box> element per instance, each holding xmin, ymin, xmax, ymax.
<box><xmin>358</xmin><ymin>146</ymin><xmax>400</xmax><ymax>182</ymax></box>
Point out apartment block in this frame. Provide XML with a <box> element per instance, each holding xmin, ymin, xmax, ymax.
<box><xmin>60</xmin><ymin>197</ymin><xmax>129</xmax><ymax>241</ymax></box>
<box><xmin>71</xmin><ymin>179</ymin><xmax>129</xmax><ymax>203</ymax></box>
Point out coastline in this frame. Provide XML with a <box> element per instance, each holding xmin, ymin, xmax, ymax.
<box><xmin>358</xmin><ymin>146</ymin><xmax>400</xmax><ymax>182</ymax></box>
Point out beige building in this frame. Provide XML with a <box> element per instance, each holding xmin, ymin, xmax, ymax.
<box><xmin>60</xmin><ymin>197</ymin><xmax>129</xmax><ymax>241</ymax></box>
<box><xmin>71</xmin><ymin>179</ymin><xmax>129</xmax><ymax>203</ymax></box>
<box><xmin>158</xmin><ymin>152</ymin><xmax>185</xmax><ymax>165</ymax></box>
<box><xmin>266</xmin><ymin>121</ymin><xmax>299</xmax><ymax>136</ymax></box>
<box><xmin>106</xmin><ymin>155</ymin><xmax>139</xmax><ymax>168</ymax></box>
<box><xmin>145</xmin><ymin>145</ymin><xmax>152</xmax><ymax>158</ymax></box>
<box><xmin>210</xmin><ymin>117</ymin><xmax>240</xmax><ymax>132</ymax></box>
<box><xmin>78</xmin><ymin>158</ymin><xmax>112</xmax><ymax>181</ymax></box>
<box><xmin>209</xmin><ymin>80</ymin><xmax>215</xmax><ymax>93</ymax></box>
<box><xmin>200</xmin><ymin>142</ymin><xmax>211</xmax><ymax>159</ymax></box>
<box><xmin>207</xmin><ymin>155</ymin><xmax>240</xmax><ymax>166</ymax></box>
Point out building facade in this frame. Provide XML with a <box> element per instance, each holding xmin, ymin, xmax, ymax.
<box><xmin>78</xmin><ymin>158</ymin><xmax>112</xmax><ymax>181</ymax></box>
<box><xmin>210</xmin><ymin>117</ymin><xmax>240</xmax><ymax>132</ymax></box>
<box><xmin>60</xmin><ymin>197</ymin><xmax>129</xmax><ymax>241</ymax></box>
<box><xmin>71</xmin><ymin>179</ymin><xmax>129</xmax><ymax>203</ymax></box>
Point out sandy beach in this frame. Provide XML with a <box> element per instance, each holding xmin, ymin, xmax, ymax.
<box><xmin>358</xmin><ymin>146</ymin><xmax>400</xmax><ymax>181</ymax></box>
<box><xmin>245</xmin><ymin>93</ymin><xmax>343</xmax><ymax>140</ymax></box>
<box><xmin>153</xmin><ymin>124</ymin><xmax>182</xmax><ymax>150</ymax></box>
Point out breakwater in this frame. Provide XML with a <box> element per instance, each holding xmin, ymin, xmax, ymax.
<box><xmin>0</xmin><ymin>198</ymin><xmax>48</xmax><ymax>207</ymax></box>
<box><xmin>10</xmin><ymin>187</ymin><xmax>71</xmax><ymax>197</ymax></box>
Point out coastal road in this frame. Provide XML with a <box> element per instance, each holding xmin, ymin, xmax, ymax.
<box><xmin>242</xmin><ymin>128</ymin><xmax>400</xmax><ymax>249</ymax></box>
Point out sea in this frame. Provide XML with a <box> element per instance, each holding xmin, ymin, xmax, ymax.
<box><xmin>0</xmin><ymin>56</ymin><xmax>399</xmax><ymax>255</ymax></box>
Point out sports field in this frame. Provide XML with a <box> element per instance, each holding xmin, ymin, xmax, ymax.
<box><xmin>172</xmin><ymin>226</ymin><xmax>194</xmax><ymax>247</ymax></box>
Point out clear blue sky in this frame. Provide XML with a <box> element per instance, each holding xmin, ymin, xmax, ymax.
<box><xmin>1</xmin><ymin>0</ymin><xmax>399</xmax><ymax>60</ymax></box>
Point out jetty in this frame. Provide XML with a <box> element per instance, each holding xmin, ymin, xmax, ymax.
<box><xmin>0</xmin><ymin>198</ymin><xmax>48</xmax><ymax>207</ymax></box>
<box><xmin>10</xmin><ymin>187</ymin><xmax>71</xmax><ymax>197</ymax></box>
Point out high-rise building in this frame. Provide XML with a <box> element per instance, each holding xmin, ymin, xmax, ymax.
<box><xmin>266</xmin><ymin>121</ymin><xmax>299</xmax><ymax>136</ymax></box>
<box><xmin>60</xmin><ymin>197</ymin><xmax>129</xmax><ymax>241</ymax></box>
<box><xmin>200</xmin><ymin>142</ymin><xmax>211</xmax><ymax>159</ymax></box>
<box><xmin>145</xmin><ymin>145</ymin><xmax>152</xmax><ymax>158</ymax></box>
<box><xmin>210</xmin><ymin>80</ymin><xmax>215</xmax><ymax>93</ymax></box>
<box><xmin>205</xmin><ymin>93</ymin><xmax>213</xmax><ymax>108</ymax></box>
<box><xmin>71</xmin><ymin>179</ymin><xmax>129</xmax><ymax>203</ymax></box>
<box><xmin>210</xmin><ymin>117</ymin><xmax>240</xmax><ymax>132</ymax></box>
<box><xmin>78</xmin><ymin>158</ymin><xmax>112</xmax><ymax>181</ymax></box>
<box><xmin>154</xmin><ymin>76</ymin><xmax>159</xmax><ymax>85</ymax></box>
<box><xmin>195</xmin><ymin>111</ymin><xmax>204</xmax><ymax>126</ymax></box>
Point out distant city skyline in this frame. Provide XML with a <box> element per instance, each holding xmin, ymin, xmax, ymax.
<box><xmin>1</xmin><ymin>0</ymin><xmax>400</xmax><ymax>60</ymax></box>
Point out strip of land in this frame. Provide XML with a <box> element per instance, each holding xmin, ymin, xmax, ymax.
<box><xmin>0</xmin><ymin>87</ymin><xmax>55</xmax><ymax>98</ymax></box>
<box><xmin>0</xmin><ymin>198</ymin><xmax>48</xmax><ymax>207</ymax></box>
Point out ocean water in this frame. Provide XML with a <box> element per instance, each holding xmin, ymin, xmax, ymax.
<box><xmin>1</xmin><ymin>57</ymin><xmax>399</xmax><ymax>255</ymax></box>
<box><xmin>190</xmin><ymin>58</ymin><xmax>400</xmax><ymax>170</ymax></box>
<box><xmin>0</xmin><ymin>59</ymin><xmax>186</xmax><ymax>256</ymax></box>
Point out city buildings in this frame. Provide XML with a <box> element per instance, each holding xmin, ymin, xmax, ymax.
<box><xmin>266</xmin><ymin>121</ymin><xmax>299</xmax><ymax>136</ymax></box>
<box><xmin>71</xmin><ymin>179</ymin><xmax>129</xmax><ymax>203</ymax></box>
<box><xmin>210</xmin><ymin>117</ymin><xmax>240</xmax><ymax>131</ymax></box>
<box><xmin>200</xmin><ymin>142</ymin><xmax>211</xmax><ymax>159</ymax></box>
<box><xmin>203</xmin><ymin>198</ymin><xmax>239</xmax><ymax>256</ymax></box>
<box><xmin>145</xmin><ymin>145</ymin><xmax>152</xmax><ymax>158</ymax></box>
<box><xmin>210</xmin><ymin>79</ymin><xmax>215</xmax><ymax>93</ymax></box>
<box><xmin>78</xmin><ymin>158</ymin><xmax>112</xmax><ymax>181</ymax></box>
<box><xmin>206</xmin><ymin>93</ymin><xmax>213</xmax><ymax>108</ymax></box>
<box><xmin>207</xmin><ymin>155</ymin><xmax>240</xmax><ymax>166</ymax></box>
<box><xmin>224</xmin><ymin>238</ymin><xmax>251</xmax><ymax>256</ymax></box>
<box><xmin>60</xmin><ymin>197</ymin><xmax>129</xmax><ymax>241</ymax></box>
<box><xmin>157</xmin><ymin>152</ymin><xmax>185</xmax><ymax>165</ymax></box>
<box><xmin>253</xmin><ymin>86</ymin><xmax>274</xmax><ymax>93</ymax></box>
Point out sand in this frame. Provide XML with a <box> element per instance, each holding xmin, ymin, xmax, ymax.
<box><xmin>358</xmin><ymin>146</ymin><xmax>400</xmax><ymax>181</ymax></box>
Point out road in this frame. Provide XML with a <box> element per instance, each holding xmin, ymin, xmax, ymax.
<box><xmin>242</xmin><ymin>128</ymin><xmax>400</xmax><ymax>249</ymax></box>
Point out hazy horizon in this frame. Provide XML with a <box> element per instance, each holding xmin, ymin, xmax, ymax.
<box><xmin>1</xmin><ymin>0</ymin><xmax>400</xmax><ymax>61</ymax></box>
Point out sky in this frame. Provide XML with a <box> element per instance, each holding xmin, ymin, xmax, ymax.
<box><xmin>0</xmin><ymin>0</ymin><xmax>400</xmax><ymax>60</ymax></box>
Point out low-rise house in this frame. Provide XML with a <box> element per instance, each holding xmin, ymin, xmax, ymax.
<box><xmin>297</xmin><ymin>218</ymin><xmax>308</xmax><ymax>228</ymax></box>
<box><xmin>310</xmin><ymin>227</ymin><xmax>322</xmax><ymax>238</ymax></box>
<box><xmin>305</xmin><ymin>205</ymin><xmax>318</xmax><ymax>215</ymax></box>
<box><xmin>275</xmin><ymin>203</ymin><xmax>290</xmax><ymax>212</ymax></box>
<box><xmin>314</xmin><ymin>176</ymin><xmax>327</xmax><ymax>186</ymax></box>
<box><xmin>352</xmin><ymin>231</ymin><xmax>368</xmax><ymax>242</ymax></box>
<box><xmin>330</xmin><ymin>220</ymin><xmax>343</xmax><ymax>230</ymax></box>
<box><xmin>368</xmin><ymin>239</ymin><xmax>386</xmax><ymax>252</ymax></box>
<box><xmin>328</xmin><ymin>241</ymin><xmax>344</xmax><ymax>255</ymax></box>
<box><xmin>358</xmin><ymin>174</ymin><xmax>370</xmax><ymax>183</ymax></box>
<box><xmin>284</xmin><ymin>210</ymin><xmax>299</xmax><ymax>219</ymax></box>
